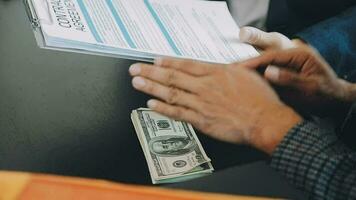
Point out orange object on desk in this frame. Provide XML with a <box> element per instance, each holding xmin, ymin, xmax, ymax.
<box><xmin>0</xmin><ymin>171</ymin><xmax>275</xmax><ymax>200</ymax></box>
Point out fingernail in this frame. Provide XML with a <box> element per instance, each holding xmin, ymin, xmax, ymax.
<box><xmin>265</xmin><ymin>65</ymin><xmax>280</xmax><ymax>81</ymax></box>
<box><xmin>147</xmin><ymin>99</ymin><xmax>157</xmax><ymax>109</ymax></box>
<box><xmin>129</xmin><ymin>64</ymin><xmax>141</xmax><ymax>75</ymax></box>
<box><xmin>132</xmin><ymin>77</ymin><xmax>146</xmax><ymax>88</ymax></box>
<box><xmin>154</xmin><ymin>57</ymin><xmax>163</xmax><ymax>66</ymax></box>
<box><xmin>240</xmin><ymin>27</ymin><xmax>252</xmax><ymax>42</ymax></box>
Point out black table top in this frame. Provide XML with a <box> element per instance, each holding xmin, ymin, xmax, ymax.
<box><xmin>0</xmin><ymin>0</ymin><xmax>305</xmax><ymax>198</ymax></box>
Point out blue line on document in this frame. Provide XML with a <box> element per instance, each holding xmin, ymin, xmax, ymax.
<box><xmin>105</xmin><ymin>0</ymin><xmax>137</xmax><ymax>49</ymax></box>
<box><xmin>77</xmin><ymin>0</ymin><xmax>103</xmax><ymax>43</ymax></box>
<box><xmin>143</xmin><ymin>0</ymin><xmax>182</xmax><ymax>56</ymax></box>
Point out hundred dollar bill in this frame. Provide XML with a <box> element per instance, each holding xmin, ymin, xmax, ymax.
<box><xmin>131</xmin><ymin>108</ymin><xmax>214</xmax><ymax>184</ymax></box>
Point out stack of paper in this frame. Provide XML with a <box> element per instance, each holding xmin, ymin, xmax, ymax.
<box><xmin>25</xmin><ymin>0</ymin><xmax>258</xmax><ymax>63</ymax></box>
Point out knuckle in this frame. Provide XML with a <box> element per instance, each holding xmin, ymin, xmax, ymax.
<box><xmin>196</xmin><ymin>83</ymin><xmax>209</xmax><ymax>95</ymax></box>
<box><xmin>173</xmin><ymin>107</ymin><xmax>184</xmax><ymax>120</ymax></box>
<box><xmin>167</xmin><ymin>70</ymin><xmax>177</xmax><ymax>86</ymax></box>
<box><xmin>171</xmin><ymin>59</ymin><xmax>184</xmax><ymax>68</ymax></box>
<box><xmin>202</xmin><ymin>108</ymin><xmax>216</xmax><ymax>119</ymax></box>
<box><xmin>200</xmin><ymin>119</ymin><xmax>213</xmax><ymax>134</ymax></box>
<box><xmin>197</xmin><ymin>117</ymin><xmax>208</xmax><ymax>130</ymax></box>
<box><xmin>198</xmin><ymin>111</ymin><xmax>216</xmax><ymax>131</ymax></box>
<box><xmin>270</xmin><ymin>32</ymin><xmax>284</xmax><ymax>45</ymax></box>
<box><xmin>167</xmin><ymin>87</ymin><xmax>180</xmax><ymax>104</ymax></box>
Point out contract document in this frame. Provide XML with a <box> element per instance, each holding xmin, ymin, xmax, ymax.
<box><xmin>25</xmin><ymin>0</ymin><xmax>259</xmax><ymax>63</ymax></box>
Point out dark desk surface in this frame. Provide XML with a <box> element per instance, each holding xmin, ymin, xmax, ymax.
<box><xmin>0</xmin><ymin>0</ymin><xmax>305</xmax><ymax>198</ymax></box>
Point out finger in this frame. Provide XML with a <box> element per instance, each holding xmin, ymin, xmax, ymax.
<box><xmin>147</xmin><ymin>99</ymin><xmax>202</xmax><ymax>126</ymax></box>
<box><xmin>239</xmin><ymin>27</ymin><xmax>291</xmax><ymax>49</ymax></box>
<box><xmin>239</xmin><ymin>48</ymin><xmax>311</xmax><ymax>71</ymax></box>
<box><xmin>132</xmin><ymin>77</ymin><xmax>204</xmax><ymax>110</ymax></box>
<box><xmin>264</xmin><ymin>65</ymin><xmax>306</xmax><ymax>89</ymax></box>
<box><xmin>129</xmin><ymin>63</ymin><xmax>201</xmax><ymax>93</ymax></box>
<box><xmin>154</xmin><ymin>57</ymin><xmax>218</xmax><ymax>76</ymax></box>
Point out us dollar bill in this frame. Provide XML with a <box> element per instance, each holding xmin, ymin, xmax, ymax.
<box><xmin>131</xmin><ymin>108</ymin><xmax>214</xmax><ymax>184</ymax></box>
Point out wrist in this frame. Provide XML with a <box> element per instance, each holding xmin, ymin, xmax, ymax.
<box><xmin>249</xmin><ymin>104</ymin><xmax>302</xmax><ymax>155</ymax></box>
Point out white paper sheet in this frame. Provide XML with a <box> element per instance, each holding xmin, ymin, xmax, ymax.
<box><xmin>30</xmin><ymin>0</ymin><xmax>258</xmax><ymax>63</ymax></box>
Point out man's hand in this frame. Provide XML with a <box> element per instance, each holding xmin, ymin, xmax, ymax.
<box><xmin>239</xmin><ymin>47</ymin><xmax>356</xmax><ymax>114</ymax></box>
<box><xmin>129</xmin><ymin>58</ymin><xmax>302</xmax><ymax>154</ymax></box>
<box><xmin>239</xmin><ymin>26</ymin><xmax>304</xmax><ymax>50</ymax></box>
<box><xmin>239</xmin><ymin>28</ymin><xmax>353</xmax><ymax>115</ymax></box>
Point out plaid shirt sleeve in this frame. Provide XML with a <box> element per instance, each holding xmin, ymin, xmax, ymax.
<box><xmin>270</xmin><ymin>121</ymin><xmax>356</xmax><ymax>200</ymax></box>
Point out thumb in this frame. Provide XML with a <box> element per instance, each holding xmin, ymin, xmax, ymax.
<box><xmin>239</xmin><ymin>27</ymin><xmax>292</xmax><ymax>50</ymax></box>
<box><xmin>265</xmin><ymin>65</ymin><xmax>305</xmax><ymax>89</ymax></box>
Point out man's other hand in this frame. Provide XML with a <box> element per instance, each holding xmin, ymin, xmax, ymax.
<box><xmin>239</xmin><ymin>26</ymin><xmax>304</xmax><ymax>50</ymax></box>
<box><xmin>240</xmin><ymin>47</ymin><xmax>355</xmax><ymax>114</ymax></box>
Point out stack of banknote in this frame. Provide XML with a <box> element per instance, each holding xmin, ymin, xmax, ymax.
<box><xmin>131</xmin><ymin>108</ymin><xmax>214</xmax><ymax>184</ymax></box>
